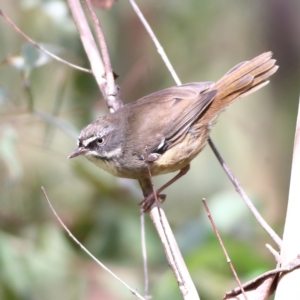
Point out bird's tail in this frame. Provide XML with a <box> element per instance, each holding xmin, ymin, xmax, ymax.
<box><xmin>205</xmin><ymin>52</ymin><xmax>278</xmax><ymax>118</ymax></box>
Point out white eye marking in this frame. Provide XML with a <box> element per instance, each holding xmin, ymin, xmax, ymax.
<box><xmin>86</xmin><ymin>148</ymin><xmax>122</xmax><ymax>159</ymax></box>
<box><xmin>104</xmin><ymin>147</ymin><xmax>122</xmax><ymax>159</ymax></box>
<box><xmin>77</xmin><ymin>139</ymin><xmax>80</xmax><ymax>146</ymax></box>
<box><xmin>86</xmin><ymin>150</ymin><xmax>101</xmax><ymax>157</ymax></box>
<box><xmin>83</xmin><ymin>136</ymin><xmax>100</xmax><ymax>147</ymax></box>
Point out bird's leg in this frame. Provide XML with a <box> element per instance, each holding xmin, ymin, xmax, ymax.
<box><xmin>139</xmin><ymin>164</ymin><xmax>190</xmax><ymax>212</ymax></box>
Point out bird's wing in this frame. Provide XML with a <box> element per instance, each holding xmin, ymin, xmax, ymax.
<box><xmin>125</xmin><ymin>82</ymin><xmax>217</xmax><ymax>155</ymax></box>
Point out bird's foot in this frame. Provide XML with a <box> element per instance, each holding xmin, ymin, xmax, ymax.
<box><xmin>140</xmin><ymin>193</ymin><xmax>166</xmax><ymax>212</ymax></box>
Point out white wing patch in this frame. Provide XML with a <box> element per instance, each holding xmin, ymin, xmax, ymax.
<box><xmin>157</xmin><ymin>138</ymin><xmax>165</xmax><ymax>151</ymax></box>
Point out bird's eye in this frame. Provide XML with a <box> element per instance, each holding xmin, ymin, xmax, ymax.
<box><xmin>96</xmin><ymin>137</ymin><xmax>105</xmax><ymax>145</ymax></box>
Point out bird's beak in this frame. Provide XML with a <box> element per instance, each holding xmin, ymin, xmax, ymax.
<box><xmin>68</xmin><ymin>147</ymin><xmax>88</xmax><ymax>159</ymax></box>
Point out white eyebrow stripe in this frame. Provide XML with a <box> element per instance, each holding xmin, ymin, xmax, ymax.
<box><xmin>83</xmin><ymin>136</ymin><xmax>99</xmax><ymax>147</ymax></box>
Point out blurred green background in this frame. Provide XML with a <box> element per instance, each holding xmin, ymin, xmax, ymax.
<box><xmin>0</xmin><ymin>0</ymin><xmax>299</xmax><ymax>299</ymax></box>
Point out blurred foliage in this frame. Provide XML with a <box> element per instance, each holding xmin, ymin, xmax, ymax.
<box><xmin>0</xmin><ymin>0</ymin><xmax>299</xmax><ymax>299</ymax></box>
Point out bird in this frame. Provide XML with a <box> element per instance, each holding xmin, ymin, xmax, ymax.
<box><xmin>69</xmin><ymin>52</ymin><xmax>278</xmax><ymax>211</ymax></box>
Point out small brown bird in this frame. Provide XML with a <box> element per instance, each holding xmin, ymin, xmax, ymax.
<box><xmin>69</xmin><ymin>52</ymin><xmax>278</xmax><ymax>211</ymax></box>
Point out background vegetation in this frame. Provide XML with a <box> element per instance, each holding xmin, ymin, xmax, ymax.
<box><xmin>0</xmin><ymin>0</ymin><xmax>300</xmax><ymax>299</ymax></box>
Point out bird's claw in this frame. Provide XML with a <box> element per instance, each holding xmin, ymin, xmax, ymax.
<box><xmin>140</xmin><ymin>193</ymin><xmax>166</xmax><ymax>212</ymax></box>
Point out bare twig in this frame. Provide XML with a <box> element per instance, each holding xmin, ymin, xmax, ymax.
<box><xmin>41</xmin><ymin>187</ymin><xmax>146</xmax><ymax>300</ymax></box>
<box><xmin>150</xmin><ymin>207</ymin><xmax>200</xmax><ymax>300</ymax></box>
<box><xmin>140</xmin><ymin>210</ymin><xmax>149</xmax><ymax>298</ymax></box>
<box><xmin>67</xmin><ymin>0</ymin><xmax>105</xmax><ymax>84</ymax></box>
<box><xmin>207</xmin><ymin>137</ymin><xmax>282</xmax><ymax>248</ymax></box>
<box><xmin>0</xmin><ymin>9</ymin><xmax>91</xmax><ymax>73</ymax></box>
<box><xmin>202</xmin><ymin>198</ymin><xmax>248</xmax><ymax>300</ymax></box>
<box><xmin>266</xmin><ymin>244</ymin><xmax>281</xmax><ymax>264</ymax></box>
<box><xmin>84</xmin><ymin>0</ymin><xmax>122</xmax><ymax>111</ymax></box>
<box><xmin>128</xmin><ymin>0</ymin><xmax>181</xmax><ymax>86</ymax></box>
<box><xmin>145</xmin><ymin>155</ymin><xmax>199</xmax><ymax>299</ymax></box>
<box><xmin>67</xmin><ymin>0</ymin><xmax>122</xmax><ymax>112</ymax></box>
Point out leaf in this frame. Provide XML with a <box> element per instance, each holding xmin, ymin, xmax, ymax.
<box><xmin>21</xmin><ymin>43</ymin><xmax>53</xmax><ymax>73</ymax></box>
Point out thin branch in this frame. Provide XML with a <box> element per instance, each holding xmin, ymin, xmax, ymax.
<box><xmin>67</xmin><ymin>0</ymin><xmax>105</xmax><ymax>80</ymax></box>
<box><xmin>202</xmin><ymin>198</ymin><xmax>248</xmax><ymax>300</ymax></box>
<box><xmin>0</xmin><ymin>9</ymin><xmax>91</xmax><ymax>73</ymax></box>
<box><xmin>145</xmin><ymin>153</ymin><xmax>199</xmax><ymax>299</ymax></box>
<box><xmin>140</xmin><ymin>211</ymin><xmax>149</xmax><ymax>298</ymax></box>
<box><xmin>128</xmin><ymin>0</ymin><xmax>181</xmax><ymax>86</ymax></box>
<box><xmin>67</xmin><ymin>0</ymin><xmax>122</xmax><ymax>112</ymax></box>
<box><xmin>266</xmin><ymin>244</ymin><xmax>281</xmax><ymax>264</ymax></box>
<box><xmin>84</xmin><ymin>0</ymin><xmax>122</xmax><ymax>111</ymax></box>
<box><xmin>41</xmin><ymin>187</ymin><xmax>146</xmax><ymax>300</ymax></box>
<box><xmin>207</xmin><ymin>137</ymin><xmax>282</xmax><ymax>248</ymax></box>
<box><xmin>149</xmin><ymin>207</ymin><xmax>200</xmax><ymax>300</ymax></box>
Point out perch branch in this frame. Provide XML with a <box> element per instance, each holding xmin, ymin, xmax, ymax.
<box><xmin>145</xmin><ymin>150</ymin><xmax>200</xmax><ymax>299</ymax></box>
<box><xmin>140</xmin><ymin>211</ymin><xmax>149</xmax><ymax>298</ymax></box>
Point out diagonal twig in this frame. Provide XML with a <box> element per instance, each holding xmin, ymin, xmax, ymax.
<box><xmin>128</xmin><ymin>0</ymin><xmax>181</xmax><ymax>86</ymax></box>
<box><xmin>41</xmin><ymin>187</ymin><xmax>146</xmax><ymax>300</ymax></box>
<box><xmin>202</xmin><ymin>198</ymin><xmax>248</xmax><ymax>300</ymax></box>
<box><xmin>207</xmin><ymin>137</ymin><xmax>282</xmax><ymax>248</ymax></box>
<box><xmin>0</xmin><ymin>9</ymin><xmax>91</xmax><ymax>73</ymax></box>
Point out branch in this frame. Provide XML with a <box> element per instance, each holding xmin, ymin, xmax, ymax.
<box><xmin>202</xmin><ymin>198</ymin><xmax>248</xmax><ymax>300</ymax></box>
<box><xmin>207</xmin><ymin>138</ymin><xmax>282</xmax><ymax>248</ymax></box>
<box><xmin>150</xmin><ymin>206</ymin><xmax>200</xmax><ymax>300</ymax></box>
<box><xmin>0</xmin><ymin>9</ymin><xmax>91</xmax><ymax>73</ymax></box>
<box><xmin>144</xmin><ymin>150</ymin><xmax>199</xmax><ymax>299</ymax></box>
<box><xmin>41</xmin><ymin>187</ymin><xmax>146</xmax><ymax>300</ymax></box>
<box><xmin>67</xmin><ymin>0</ymin><xmax>122</xmax><ymax>112</ymax></box>
<box><xmin>128</xmin><ymin>0</ymin><xmax>181</xmax><ymax>86</ymax></box>
<box><xmin>84</xmin><ymin>0</ymin><xmax>123</xmax><ymax>111</ymax></box>
<box><xmin>140</xmin><ymin>211</ymin><xmax>149</xmax><ymax>298</ymax></box>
